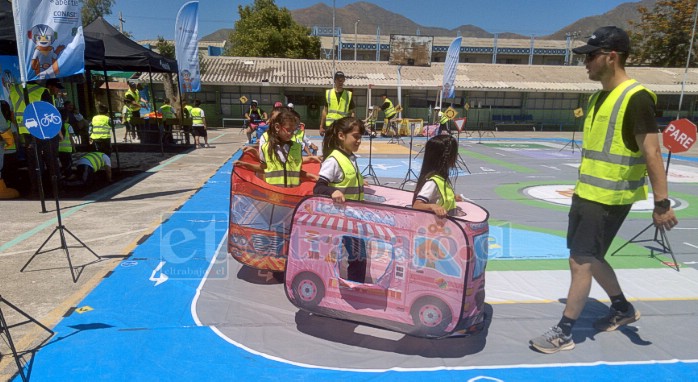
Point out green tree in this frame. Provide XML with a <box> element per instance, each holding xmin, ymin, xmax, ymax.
<box><xmin>81</xmin><ymin>0</ymin><xmax>115</xmax><ymax>26</ymax></box>
<box><xmin>155</xmin><ymin>36</ymin><xmax>178</xmax><ymax>105</ymax></box>
<box><xmin>225</xmin><ymin>0</ymin><xmax>320</xmax><ymax>58</ymax></box>
<box><xmin>155</xmin><ymin>36</ymin><xmax>176</xmax><ymax>59</ymax></box>
<box><xmin>630</xmin><ymin>0</ymin><xmax>698</xmax><ymax>67</ymax></box>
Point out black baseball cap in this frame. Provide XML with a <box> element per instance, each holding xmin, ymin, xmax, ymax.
<box><xmin>572</xmin><ymin>26</ymin><xmax>630</xmax><ymax>55</ymax></box>
<box><xmin>334</xmin><ymin>71</ymin><xmax>345</xmax><ymax>80</ymax></box>
<box><xmin>45</xmin><ymin>78</ymin><xmax>64</xmax><ymax>89</ymax></box>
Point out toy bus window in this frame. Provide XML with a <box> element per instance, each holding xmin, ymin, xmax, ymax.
<box><xmin>413</xmin><ymin>237</ymin><xmax>462</xmax><ymax>278</ymax></box>
<box><xmin>337</xmin><ymin>236</ymin><xmax>394</xmax><ymax>284</ymax></box>
<box><xmin>230</xmin><ymin>194</ymin><xmax>293</xmax><ymax>233</ymax></box>
<box><xmin>472</xmin><ymin>233</ymin><xmax>488</xmax><ymax>279</ymax></box>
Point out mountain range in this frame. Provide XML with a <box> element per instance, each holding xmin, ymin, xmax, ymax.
<box><xmin>201</xmin><ymin>0</ymin><xmax>657</xmax><ymax>42</ymax></box>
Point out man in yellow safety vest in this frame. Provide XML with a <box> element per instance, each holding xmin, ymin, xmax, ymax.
<box><xmin>529</xmin><ymin>26</ymin><xmax>679</xmax><ymax>355</ymax></box>
<box><xmin>320</xmin><ymin>71</ymin><xmax>354</xmax><ymax>136</ymax></box>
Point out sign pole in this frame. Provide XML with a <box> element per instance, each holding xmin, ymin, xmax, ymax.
<box><xmin>19</xmin><ymin>101</ymin><xmax>102</xmax><ymax>282</ymax></box>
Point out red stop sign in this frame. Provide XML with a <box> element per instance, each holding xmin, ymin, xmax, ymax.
<box><xmin>663</xmin><ymin>118</ymin><xmax>697</xmax><ymax>153</ymax></box>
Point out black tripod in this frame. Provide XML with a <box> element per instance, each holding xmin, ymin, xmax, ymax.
<box><xmin>610</xmin><ymin>224</ymin><xmax>678</xmax><ymax>271</ymax></box>
<box><xmin>0</xmin><ymin>296</ymin><xmax>54</xmax><ymax>382</ymax></box>
<box><xmin>400</xmin><ymin>124</ymin><xmax>419</xmax><ymax>189</ymax></box>
<box><xmin>560</xmin><ymin>118</ymin><xmax>581</xmax><ymax>152</ymax></box>
<box><xmin>361</xmin><ymin>120</ymin><xmax>380</xmax><ymax>185</ymax></box>
<box><xmin>610</xmin><ymin>152</ymin><xmax>678</xmax><ymax>271</ymax></box>
<box><xmin>20</xmin><ymin>143</ymin><xmax>101</xmax><ymax>283</ymax></box>
<box><xmin>453</xmin><ymin>125</ymin><xmax>471</xmax><ymax>175</ymax></box>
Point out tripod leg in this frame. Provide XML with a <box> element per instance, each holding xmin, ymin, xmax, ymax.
<box><xmin>1</xmin><ymin>298</ymin><xmax>54</xmax><ymax>334</ymax></box>
<box><xmin>56</xmin><ymin>227</ymin><xmax>80</xmax><ymax>283</ymax></box>
<box><xmin>20</xmin><ymin>226</ymin><xmax>60</xmax><ymax>272</ymax></box>
<box><xmin>658</xmin><ymin>228</ymin><xmax>680</xmax><ymax>272</ymax></box>
<box><xmin>0</xmin><ymin>306</ymin><xmax>28</xmax><ymax>382</ymax></box>
<box><xmin>63</xmin><ymin>226</ymin><xmax>102</xmax><ymax>260</ymax></box>
<box><xmin>455</xmin><ymin>154</ymin><xmax>470</xmax><ymax>174</ymax></box>
<box><xmin>610</xmin><ymin>222</ymin><xmax>654</xmax><ymax>256</ymax></box>
<box><xmin>413</xmin><ymin>144</ymin><xmax>425</xmax><ymax>159</ymax></box>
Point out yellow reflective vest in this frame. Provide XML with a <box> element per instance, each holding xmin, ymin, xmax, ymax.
<box><xmin>190</xmin><ymin>107</ymin><xmax>204</xmax><ymax>126</ymax></box>
<box><xmin>327</xmin><ymin>150</ymin><xmax>363</xmax><ymax>200</ymax></box>
<box><xmin>82</xmin><ymin>152</ymin><xmax>107</xmax><ymax>171</ymax></box>
<box><xmin>262</xmin><ymin>141</ymin><xmax>302</xmax><ymax>187</ymax></box>
<box><xmin>575</xmin><ymin>79</ymin><xmax>655</xmax><ymax>205</ymax></box>
<box><xmin>90</xmin><ymin>114</ymin><xmax>111</xmax><ymax>140</ymax></box>
<box><xmin>59</xmin><ymin>123</ymin><xmax>73</xmax><ymax>153</ymax></box>
<box><xmin>383</xmin><ymin>98</ymin><xmax>396</xmax><ymax>119</ymax></box>
<box><xmin>430</xmin><ymin>174</ymin><xmax>456</xmax><ymax>212</ymax></box>
<box><xmin>325</xmin><ymin>89</ymin><xmax>352</xmax><ymax>127</ymax></box>
<box><xmin>160</xmin><ymin>104</ymin><xmax>175</xmax><ymax>119</ymax></box>
<box><xmin>292</xmin><ymin>128</ymin><xmax>305</xmax><ymax>145</ymax></box>
<box><xmin>439</xmin><ymin>112</ymin><xmax>449</xmax><ymax>125</ymax></box>
<box><xmin>9</xmin><ymin>83</ymin><xmax>48</xmax><ymax>134</ymax></box>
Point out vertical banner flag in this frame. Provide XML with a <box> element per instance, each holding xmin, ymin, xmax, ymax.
<box><xmin>175</xmin><ymin>1</ymin><xmax>201</xmax><ymax>93</ymax></box>
<box><xmin>442</xmin><ymin>36</ymin><xmax>461</xmax><ymax>99</ymax></box>
<box><xmin>12</xmin><ymin>0</ymin><xmax>84</xmax><ymax>83</ymax></box>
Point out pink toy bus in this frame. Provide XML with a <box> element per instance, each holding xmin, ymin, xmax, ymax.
<box><xmin>284</xmin><ymin>188</ymin><xmax>489</xmax><ymax>338</ymax></box>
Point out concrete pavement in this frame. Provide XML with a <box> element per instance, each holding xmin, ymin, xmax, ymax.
<box><xmin>0</xmin><ymin>127</ymin><xmax>246</xmax><ymax>379</ymax></box>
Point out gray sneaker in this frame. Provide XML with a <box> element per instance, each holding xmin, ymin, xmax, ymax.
<box><xmin>529</xmin><ymin>326</ymin><xmax>575</xmax><ymax>354</ymax></box>
<box><xmin>594</xmin><ymin>305</ymin><xmax>641</xmax><ymax>332</ymax></box>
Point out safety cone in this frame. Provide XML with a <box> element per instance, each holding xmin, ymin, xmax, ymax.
<box><xmin>0</xmin><ymin>179</ymin><xmax>19</xmax><ymax>199</ymax></box>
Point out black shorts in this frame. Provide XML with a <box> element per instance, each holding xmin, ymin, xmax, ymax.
<box><xmin>567</xmin><ymin>194</ymin><xmax>632</xmax><ymax>260</ymax></box>
<box><xmin>192</xmin><ymin>125</ymin><xmax>207</xmax><ymax>137</ymax></box>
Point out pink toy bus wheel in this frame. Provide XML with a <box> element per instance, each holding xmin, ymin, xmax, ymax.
<box><xmin>410</xmin><ymin>296</ymin><xmax>452</xmax><ymax>337</ymax></box>
<box><xmin>291</xmin><ymin>272</ymin><xmax>325</xmax><ymax>308</ymax></box>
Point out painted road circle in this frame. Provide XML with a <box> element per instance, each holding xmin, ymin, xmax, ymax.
<box><xmin>523</xmin><ymin>184</ymin><xmax>685</xmax><ymax>211</ymax></box>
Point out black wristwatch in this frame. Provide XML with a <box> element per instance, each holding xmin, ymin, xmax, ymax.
<box><xmin>654</xmin><ymin>198</ymin><xmax>671</xmax><ymax>209</ymax></box>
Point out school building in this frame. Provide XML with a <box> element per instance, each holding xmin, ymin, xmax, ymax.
<box><xmin>141</xmin><ymin>54</ymin><xmax>698</xmax><ymax>132</ymax></box>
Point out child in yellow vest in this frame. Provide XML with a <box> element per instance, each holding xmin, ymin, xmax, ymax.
<box><xmin>314</xmin><ymin>117</ymin><xmax>368</xmax><ymax>282</ymax></box>
<box><xmin>412</xmin><ymin>135</ymin><xmax>464</xmax><ymax>217</ymax></box>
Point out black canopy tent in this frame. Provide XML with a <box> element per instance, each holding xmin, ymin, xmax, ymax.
<box><xmin>83</xmin><ymin>17</ymin><xmax>178</xmax><ymax>155</ymax></box>
<box><xmin>0</xmin><ymin>0</ymin><xmax>16</xmax><ymax>55</ymax></box>
<box><xmin>83</xmin><ymin>17</ymin><xmax>177</xmax><ymax>73</ymax></box>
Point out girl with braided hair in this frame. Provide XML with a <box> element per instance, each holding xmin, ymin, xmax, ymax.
<box><xmin>412</xmin><ymin>134</ymin><xmax>464</xmax><ymax>217</ymax></box>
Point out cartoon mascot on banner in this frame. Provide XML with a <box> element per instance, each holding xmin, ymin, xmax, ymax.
<box><xmin>28</xmin><ymin>24</ymin><xmax>65</xmax><ymax>79</ymax></box>
<box><xmin>181</xmin><ymin>69</ymin><xmax>193</xmax><ymax>92</ymax></box>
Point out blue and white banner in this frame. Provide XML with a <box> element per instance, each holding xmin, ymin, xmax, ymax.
<box><xmin>0</xmin><ymin>56</ymin><xmax>21</xmax><ymax>101</ymax></box>
<box><xmin>442</xmin><ymin>36</ymin><xmax>461</xmax><ymax>99</ymax></box>
<box><xmin>12</xmin><ymin>0</ymin><xmax>84</xmax><ymax>83</ymax></box>
<box><xmin>175</xmin><ymin>1</ymin><xmax>200</xmax><ymax>93</ymax></box>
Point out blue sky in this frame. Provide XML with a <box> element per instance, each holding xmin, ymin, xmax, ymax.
<box><xmin>105</xmin><ymin>0</ymin><xmax>633</xmax><ymax>41</ymax></box>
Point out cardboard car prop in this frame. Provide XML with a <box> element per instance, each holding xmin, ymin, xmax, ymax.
<box><xmin>228</xmin><ymin>150</ymin><xmax>319</xmax><ymax>271</ymax></box>
<box><xmin>284</xmin><ymin>188</ymin><xmax>489</xmax><ymax>338</ymax></box>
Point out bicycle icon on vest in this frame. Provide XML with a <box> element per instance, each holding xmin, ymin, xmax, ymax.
<box><xmin>23</xmin><ymin>101</ymin><xmax>63</xmax><ymax>140</ymax></box>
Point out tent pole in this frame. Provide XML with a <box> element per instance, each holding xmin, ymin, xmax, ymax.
<box><xmin>103</xmin><ymin>66</ymin><xmax>120</xmax><ymax>170</ymax></box>
<box><xmin>176</xmin><ymin>74</ymin><xmax>187</xmax><ymax>146</ymax></box>
<box><xmin>148</xmin><ymin>64</ymin><xmax>164</xmax><ymax>155</ymax></box>
<box><xmin>85</xmin><ymin>71</ymin><xmax>96</xmax><ymax>119</ymax></box>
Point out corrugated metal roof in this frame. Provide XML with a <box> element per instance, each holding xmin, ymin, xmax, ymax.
<box><xmin>143</xmin><ymin>56</ymin><xmax>698</xmax><ymax>95</ymax></box>
<box><xmin>137</xmin><ymin>39</ymin><xmax>227</xmax><ymax>49</ymax></box>
<box><xmin>321</xmin><ymin>35</ymin><xmax>573</xmax><ymax>50</ymax></box>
